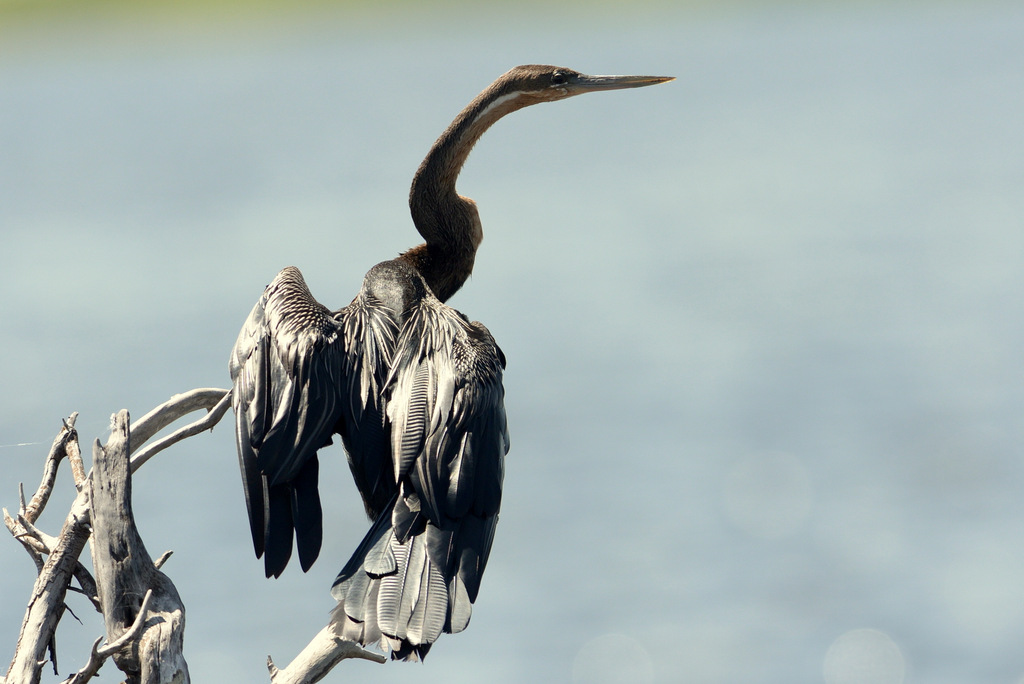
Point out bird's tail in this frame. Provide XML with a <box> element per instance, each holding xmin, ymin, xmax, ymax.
<box><xmin>330</xmin><ymin>494</ymin><xmax>492</xmax><ymax>661</ymax></box>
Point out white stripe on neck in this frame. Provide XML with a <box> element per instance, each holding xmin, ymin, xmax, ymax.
<box><xmin>476</xmin><ymin>91</ymin><xmax>526</xmax><ymax>122</ymax></box>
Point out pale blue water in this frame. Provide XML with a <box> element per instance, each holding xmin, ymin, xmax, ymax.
<box><xmin>2</xmin><ymin>2</ymin><xmax>1023</xmax><ymax>682</ymax></box>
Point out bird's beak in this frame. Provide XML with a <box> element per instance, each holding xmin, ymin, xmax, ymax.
<box><xmin>568</xmin><ymin>73</ymin><xmax>675</xmax><ymax>94</ymax></box>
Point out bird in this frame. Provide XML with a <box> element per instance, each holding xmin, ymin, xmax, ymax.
<box><xmin>229</xmin><ymin>64</ymin><xmax>673</xmax><ymax>661</ymax></box>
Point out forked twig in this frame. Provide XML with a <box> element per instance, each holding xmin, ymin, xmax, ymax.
<box><xmin>23</xmin><ymin>414</ymin><xmax>79</xmax><ymax>524</ymax></box>
<box><xmin>62</xmin><ymin>589</ymin><xmax>155</xmax><ymax>684</ymax></box>
<box><xmin>130</xmin><ymin>389</ymin><xmax>231</xmax><ymax>471</ymax></box>
<box><xmin>129</xmin><ymin>388</ymin><xmax>230</xmax><ymax>457</ymax></box>
<box><xmin>5</xmin><ymin>389</ymin><xmax>229</xmax><ymax>684</ymax></box>
<box><xmin>268</xmin><ymin>625</ymin><xmax>386</xmax><ymax>684</ymax></box>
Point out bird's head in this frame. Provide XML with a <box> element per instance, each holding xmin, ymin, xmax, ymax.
<box><xmin>495</xmin><ymin>64</ymin><xmax>674</xmax><ymax>105</ymax></box>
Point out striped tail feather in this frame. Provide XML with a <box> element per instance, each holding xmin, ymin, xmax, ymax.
<box><xmin>330</xmin><ymin>496</ymin><xmax>493</xmax><ymax>661</ymax></box>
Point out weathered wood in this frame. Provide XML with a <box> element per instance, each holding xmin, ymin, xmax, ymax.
<box><xmin>23</xmin><ymin>414</ymin><xmax>79</xmax><ymax>523</ymax></box>
<box><xmin>3</xmin><ymin>416</ymin><xmax>81</xmax><ymax>568</ymax></box>
<box><xmin>89</xmin><ymin>410</ymin><xmax>190</xmax><ymax>684</ymax></box>
<box><xmin>63</xmin><ymin>589</ymin><xmax>155</xmax><ymax>684</ymax></box>
<box><xmin>129</xmin><ymin>389</ymin><xmax>231</xmax><ymax>472</ymax></box>
<box><xmin>5</xmin><ymin>393</ymin><xmax>234</xmax><ymax>683</ymax></box>
<box><xmin>128</xmin><ymin>388</ymin><xmax>230</xmax><ymax>457</ymax></box>
<box><xmin>5</xmin><ymin>392</ymin><xmax>380</xmax><ymax>684</ymax></box>
<box><xmin>3</xmin><ymin>489</ymin><xmax>91</xmax><ymax>684</ymax></box>
<box><xmin>268</xmin><ymin>624</ymin><xmax>386</xmax><ymax>684</ymax></box>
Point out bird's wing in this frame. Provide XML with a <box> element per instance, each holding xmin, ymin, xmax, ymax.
<box><xmin>386</xmin><ymin>299</ymin><xmax>508</xmax><ymax>541</ymax></box>
<box><xmin>230</xmin><ymin>266</ymin><xmax>346</xmax><ymax>576</ymax></box>
<box><xmin>334</xmin><ymin>292</ymin><xmax>400</xmax><ymax>520</ymax></box>
<box><xmin>332</xmin><ymin>295</ymin><xmax>510</xmax><ymax>658</ymax></box>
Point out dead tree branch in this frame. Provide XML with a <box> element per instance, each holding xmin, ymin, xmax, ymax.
<box><xmin>61</xmin><ymin>589</ymin><xmax>154</xmax><ymax>684</ymax></box>
<box><xmin>4</xmin><ymin>486</ymin><xmax>91</xmax><ymax>684</ymax></box>
<box><xmin>3</xmin><ymin>386</ymin><xmax>384</xmax><ymax>684</ymax></box>
<box><xmin>89</xmin><ymin>411</ymin><xmax>189</xmax><ymax>683</ymax></box>
<box><xmin>4</xmin><ymin>416</ymin><xmax>81</xmax><ymax>568</ymax></box>
<box><xmin>4</xmin><ymin>389</ymin><xmax>229</xmax><ymax>684</ymax></box>
<box><xmin>267</xmin><ymin>624</ymin><xmax>386</xmax><ymax>684</ymax></box>
<box><xmin>128</xmin><ymin>388</ymin><xmax>229</xmax><ymax>458</ymax></box>
<box><xmin>129</xmin><ymin>389</ymin><xmax>230</xmax><ymax>472</ymax></box>
<box><xmin>22</xmin><ymin>415</ymin><xmax>80</xmax><ymax>523</ymax></box>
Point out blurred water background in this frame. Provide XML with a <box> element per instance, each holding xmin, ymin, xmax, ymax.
<box><xmin>2</xmin><ymin>1</ymin><xmax>1023</xmax><ymax>682</ymax></box>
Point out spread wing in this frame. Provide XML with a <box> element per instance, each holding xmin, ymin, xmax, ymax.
<box><xmin>230</xmin><ymin>265</ymin><xmax>400</xmax><ymax>578</ymax></box>
<box><xmin>230</xmin><ymin>266</ymin><xmax>347</xmax><ymax>577</ymax></box>
<box><xmin>332</xmin><ymin>295</ymin><xmax>510</xmax><ymax>660</ymax></box>
<box><xmin>232</xmin><ymin>264</ymin><xmax>403</xmax><ymax>577</ymax></box>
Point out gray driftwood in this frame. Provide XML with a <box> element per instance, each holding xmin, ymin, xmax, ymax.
<box><xmin>3</xmin><ymin>416</ymin><xmax>91</xmax><ymax>684</ymax></box>
<box><xmin>3</xmin><ymin>390</ymin><xmax>226</xmax><ymax>684</ymax></box>
<box><xmin>88</xmin><ymin>410</ymin><xmax>189</xmax><ymax>684</ymax></box>
<box><xmin>267</xmin><ymin>625</ymin><xmax>385</xmax><ymax>684</ymax></box>
<box><xmin>3</xmin><ymin>388</ymin><xmax>383</xmax><ymax>684</ymax></box>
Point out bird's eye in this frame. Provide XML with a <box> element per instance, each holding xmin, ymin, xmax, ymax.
<box><xmin>551</xmin><ymin>71</ymin><xmax>567</xmax><ymax>86</ymax></box>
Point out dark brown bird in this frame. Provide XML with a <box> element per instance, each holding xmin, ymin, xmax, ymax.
<box><xmin>229</xmin><ymin>64</ymin><xmax>672</xmax><ymax>660</ymax></box>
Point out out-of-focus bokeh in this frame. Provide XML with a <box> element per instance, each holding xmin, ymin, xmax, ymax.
<box><xmin>2</xmin><ymin>1</ymin><xmax>1023</xmax><ymax>682</ymax></box>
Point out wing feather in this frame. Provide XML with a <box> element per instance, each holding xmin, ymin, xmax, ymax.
<box><xmin>230</xmin><ymin>266</ymin><xmax>346</xmax><ymax>577</ymax></box>
<box><xmin>336</xmin><ymin>295</ymin><xmax>398</xmax><ymax>519</ymax></box>
<box><xmin>331</xmin><ymin>283</ymin><xmax>509</xmax><ymax>660</ymax></box>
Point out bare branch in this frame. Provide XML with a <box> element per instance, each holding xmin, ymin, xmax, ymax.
<box><xmin>153</xmin><ymin>550</ymin><xmax>173</xmax><ymax>570</ymax></box>
<box><xmin>99</xmin><ymin>588</ymin><xmax>154</xmax><ymax>657</ymax></box>
<box><xmin>23</xmin><ymin>414</ymin><xmax>79</xmax><ymax>524</ymax></box>
<box><xmin>90</xmin><ymin>410</ymin><xmax>190</xmax><ymax>683</ymax></box>
<box><xmin>4</xmin><ymin>507</ymin><xmax>46</xmax><ymax>562</ymax></box>
<box><xmin>267</xmin><ymin>625</ymin><xmax>386</xmax><ymax>684</ymax></box>
<box><xmin>6</xmin><ymin>392</ymin><xmax>224</xmax><ymax>684</ymax></box>
<box><xmin>70</xmin><ymin>563</ymin><xmax>102</xmax><ymax>613</ymax></box>
<box><xmin>130</xmin><ymin>390</ymin><xmax>231</xmax><ymax>472</ymax></box>
<box><xmin>128</xmin><ymin>388</ymin><xmax>230</xmax><ymax>455</ymax></box>
<box><xmin>3</xmin><ymin>415</ymin><xmax>82</xmax><ymax>580</ymax></box>
<box><xmin>62</xmin><ymin>589</ymin><xmax>155</xmax><ymax>684</ymax></box>
<box><xmin>66</xmin><ymin>428</ymin><xmax>87</xmax><ymax>491</ymax></box>
<box><xmin>17</xmin><ymin>513</ymin><xmax>60</xmax><ymax>553</ymax></box>
<box><xmin>4</xmin><ymin>490</ymin><xmax>91</xmax><ymax>684</ymax></box>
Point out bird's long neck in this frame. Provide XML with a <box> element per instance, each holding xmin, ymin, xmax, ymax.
<box><xmin>402</xmin><ymin>83</ymin><xmax>530</xmax><ymax>302</ymax></box>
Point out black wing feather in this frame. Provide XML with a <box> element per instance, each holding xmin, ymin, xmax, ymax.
<box><xmin>336</xmin><ymin>295</ymin><xmax>399</xmax><ymax>519</ymax></box>
<box><xmin>332</xmin><ymin>289</ymin><xmax>510</xmax><ymax>660</ymax></box>
<box><xmin>234</xmin><ymin>259</ymin><xmax>509</xmax><ymax>657</ymax></box>
<box><xmin>230</xmin><ymin>266</ymin><xmax>346</xmax><ymax>577</ymax></box>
